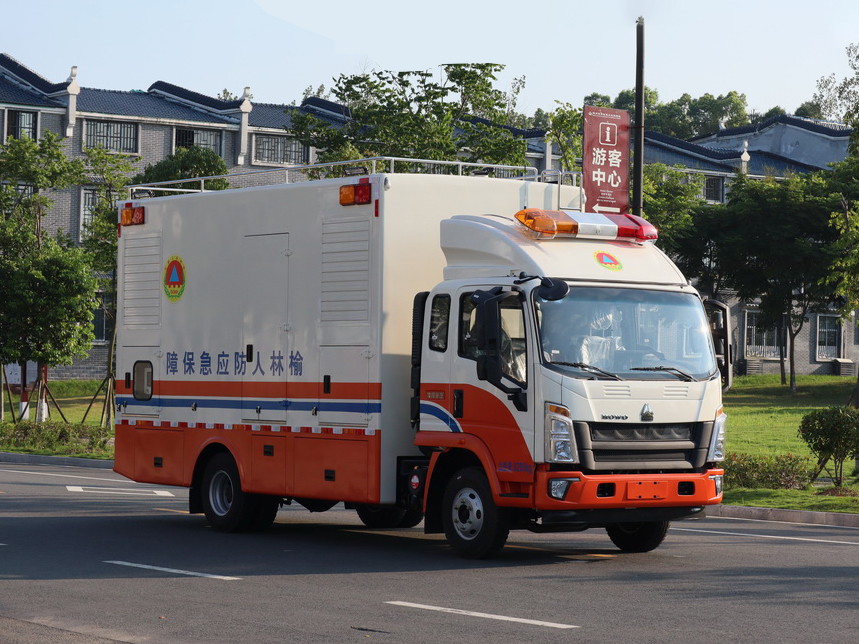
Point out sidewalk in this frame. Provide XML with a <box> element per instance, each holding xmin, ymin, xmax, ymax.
<box><xmin>3</xmin><ymin>451</ymin><xmax>858</xmax><ymax>528</ymax></box>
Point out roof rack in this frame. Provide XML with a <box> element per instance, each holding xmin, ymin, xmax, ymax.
<box><xmin>128</xmin><ymin>156</ymin><xmax>541</xmax><ymax>197</ymax></box>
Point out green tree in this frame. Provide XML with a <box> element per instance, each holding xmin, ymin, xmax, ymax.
<box><xmin>288</xmin><ymin>64</ymin><xmax>527</xmax><ymax>170</ymax></box>
<box><xmin>81</xmin><ymin>146</ymin><xmax>138</xmax><ymax>410</ymax></box>
<box><xmin>132</xmin><ymin>146</ymin><xmax>230</xmax><ymax>193</ymax></box>
<box><xmin>794</xmin><ymin>100</ymin><xmax>824</xmax><ymax>119</ymax></box>
<box><xmin>641</xmin><ymin>164</ymin><xmax>705</xmax><ymax>257</ymax></box>
<box><xmin>717</xmin><ymin>173</ymin><xmax>838</xmax><ymax>390</ymax></box>
<box><xmin>583</xmin><ymin>92</ymin><xmax>612</xmax><ymax>108</ymax></box>
<box><xmin>545</xmin><ymin>102</ymin><xmax>582</xmax><ymax>172</ymax></box>
<box><xmin>0</xmin><ymin>133</ymin><xmax>97</xmax><ymax>417</ymax></box>
<box><xmin>814</xmin><ymin>43</ymin><xmax>859</xmax><ymax>122</ymax></box>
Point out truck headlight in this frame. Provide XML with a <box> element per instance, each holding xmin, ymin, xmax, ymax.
<box><xmin>545</xmin><ymin>403</ymin><xmax>578</xmax><ymax>463</ymax></box>
<box><xmin>707</xmin><ymin>411</ymin><xmax>727</xmax><ymax>462</ymax></box>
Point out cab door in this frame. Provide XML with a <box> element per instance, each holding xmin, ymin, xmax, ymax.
<box><xmin>447</xmin><ymin>287</ymin><xmax>537</xmax><ymax>481</ymax></box>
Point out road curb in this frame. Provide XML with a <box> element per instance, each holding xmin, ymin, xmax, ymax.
<box><xmin>0</xmin><ymin>451</ymin><xmax>114</xmax><ymax>470</ymax></box>
<box><xmin>707</xmin><ymin>503</ymin><xmax>859</xmax><ymax>528</ymax></box>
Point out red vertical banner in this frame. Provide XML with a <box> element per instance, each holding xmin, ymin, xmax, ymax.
<box><xmin>583</xmin><ymin>106</ymin><xmax>631</xmax><ymax>214</ymax></box>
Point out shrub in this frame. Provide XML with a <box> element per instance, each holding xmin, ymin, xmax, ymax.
<box><xmin>723</xmin><ymin>452</ymin><xmax>814</xmax><ymax>490</ymax></box>
<box><xmin>0</xmin><ymin>420</ymin><xmax>111</xmax><ymax>456</ymax></box>
<box><xmin>798</xmin><ymin>406</ymin><xmax>859</xmax><ymax>486</ymax></box>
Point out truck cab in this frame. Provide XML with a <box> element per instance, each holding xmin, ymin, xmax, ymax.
<box><xmin>410</xmin><ymin>208</ymin><xmax>730</xmax><ymax>557</ymax></box>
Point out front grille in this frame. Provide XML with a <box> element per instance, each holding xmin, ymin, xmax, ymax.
<box><xmin>592</xmin><ymin>450</ymin><xmax>691</xmax><ymax>463</ymax></box>
<box><xmin>574</xmin><ymin>421</ymin><xmax>714</xmax><ymax>472</ymax></box>
<box><xmin>590</xmin><ymin>423</ymin><xmax>692</xmax><ymax>442</ymax></box>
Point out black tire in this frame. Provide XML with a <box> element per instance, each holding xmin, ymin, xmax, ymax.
<box><xmin>356</xmin><ymin>504</ymin><xmax>407</xmax><ymax>528</ymax></box>
<box><xmin>606</xmin><ymin>521</ymin><xmax>670</xmax><ymax>553</ymax></box>
<box><xmin>398</xmin><ymin>508</ymin><xmax>425</xmax><ymax>529</ymax></box>
<box><xmin>249</xmin><ymin>495</ymin><xmax>280</xmax><ymax>531</ymax></box>
<box><xmin>442</xmin><ymin>467</ymin><xmax>509</xmax><ymax>559</ymax></box>
<box><xmin>201</xmin><ymin>452</ymin><xmax>258</xmax><ymax>532</ymax></box>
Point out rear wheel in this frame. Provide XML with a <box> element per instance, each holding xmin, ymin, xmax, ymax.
<box><xmin>202</xmin><ymin>452</ymin><xmax>277</xmax><ymax>532</ymax></box>
<box><xmin>442</xmin><ymin>467</ymin><xmax>509</xmax><ymax>559</ymax></box>
<box><xmin>606</xmin><ymin>521</ymin><xmax>670</xmax><ymax>552</ymax></box>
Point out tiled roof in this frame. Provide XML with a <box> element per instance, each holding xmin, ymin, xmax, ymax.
<box><xmin>695</xmin><ymin>114</ymin><xmax>851</xmax><ymax>141</ymax></box>
<box><xmin>0</xmin><ymin>75</ymin><xmax>62</xmax><ymax>108</ymax></box>
<box><xmin>0</xmin><ymin>53</ymin><xmax>67</xmax><ymax>94</ymax></box>
<box><xmin>249</xmin><ymin>103</ymin><xmax>300</xmax><ymax>129</ymax></box>
<box><xmin>302</xmin><ymin>96</ymin><xmax>351</xmax><ymax>119</ymax></box>
<box><xmin>645</xmin><ymin>130</ymin><xmax>738</xmax><ymax>160</ymax></box>
<box><xmin>148</xmin><ymin>80</ymin><xmax>244</xmax><ymax>111</ymax></box>
<box><xmin>77</xmin><ymin>87</ymin><xmax>236</xmax><ymax>124</ymax></box>
<box><xmin>746</xmin><ymin>150</ymin><xmax>825</xmax><ymax>175</ymax></box>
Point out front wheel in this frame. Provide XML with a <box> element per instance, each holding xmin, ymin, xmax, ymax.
<box><xmin>442</xmin><ymin>467</ymin><xmax>509</xmax><ymax>559</ymax></box>
<box><xmin>355</xmin><ymin>504</ymin><xmax>407</xmax><ymax>528</ymax></box>
<box><xmin>606</xmin><ymin>521</ymin><xmax>670</xmax><ymax>552</ymax></box>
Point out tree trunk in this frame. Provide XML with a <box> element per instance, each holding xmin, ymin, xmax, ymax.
<box><xmin>789</xmin><ymin>328</ymin><xmax>797</xmax><ymax>392</ymax></box>
<box><xmin>779</xmin><ymin>316</ymin><xmax>787</xmax><ymax>385</ymax></box>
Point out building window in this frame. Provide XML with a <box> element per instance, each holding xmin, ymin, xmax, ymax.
<box><xmin>85</xmin><ymin>120</ymin><xmax>138</xmax><ymax>153</ymax></box>
<box><xmin>7</xmin><ymin>110</ymin><xmax>37</xmax><ymax>140</ymax></box>
<box><xmin>80</xmin><ymin>187</ymin><xmax>100</xmax><ymax>240</ymax></box>
<box><xmin>175</xmin><ymin>128</ymin><xmax>220</xmax><ymax>153</ymax></box>
<box><xmin>704</xmin><ymin>176</ymin><xmax>724</xmax><ymax>202</ymax></box>
<box><xmin>817</xmin><ymin>315</ymin><xmax>840</xmax><ymax>360</ymax></box>
<box><xmin>93</xmin><ymin>292</ymin><xmax>114</xmax><ymax>344</ymax></box>
<box><xmin>745</xmin><ymin>311</ymin><xmax>783</xmax><ymax>359</ymax></box>
<box><xmin>254</xmin><ymin>134</ymin><xmax>308</xmax><ymax>165</ymax></box>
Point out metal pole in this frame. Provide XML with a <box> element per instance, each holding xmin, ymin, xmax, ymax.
<box><xmin>632</xmin><ymin>16</ymin><xmax>645</xmax><ymax>217</ymax></box>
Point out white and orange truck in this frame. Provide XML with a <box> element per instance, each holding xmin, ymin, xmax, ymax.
<box><xmin>114</xmin><ymin>159</ymin><xmax>731</xmax><ymax>558</ymax></box>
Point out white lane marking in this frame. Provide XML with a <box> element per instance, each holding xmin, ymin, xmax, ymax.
<box><xmin>674</xmin><ymin>527</ymin><xmax>859</xmax><ymax>546</ymax></box>
<box><xmin>104</xmin><ymin>560</ymin><xmax>241</xmax><ymax>580</ymax></box>
<box><xmin>0</xmin><ymin>468</ymin><xmax>135</xmax><ymax>484</ymax></box>
<box><xmin>66</xmin><ymin>485</ymin><xmax>174</xmax><ymax>497</ymax></box>
<box><xmin>386</xmin><ymin>601</ymin><xmax>579</xmax><ymax>630</ymax></box>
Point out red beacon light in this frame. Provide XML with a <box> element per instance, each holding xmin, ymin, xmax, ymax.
<box><xmin>514</xmin><ymin>208</ymin><xmax>657</xmax><ymax>242</ymax></box>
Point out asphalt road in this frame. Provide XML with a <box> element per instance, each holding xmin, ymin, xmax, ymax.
<box><xmin>1</xmin><ymin>463</ymin><xmax>858</xmax><ymax>644</ymax></box>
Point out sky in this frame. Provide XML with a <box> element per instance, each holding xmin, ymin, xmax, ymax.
<box><xmin>5</xmin><ymin>0</ymin><xmax>859</xmax><ymax>119</ymax></box>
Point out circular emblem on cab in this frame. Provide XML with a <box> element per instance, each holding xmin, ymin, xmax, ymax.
<box><xmin>595</xmin><ymin>251</ymin><xmax>622</xmax><ymax>271</ymax></box>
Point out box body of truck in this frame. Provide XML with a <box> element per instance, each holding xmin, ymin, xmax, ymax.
<box><xmin>115</xmin><ymin>165</ymin><xmax>729</xmax><ymax>557</ymax></box>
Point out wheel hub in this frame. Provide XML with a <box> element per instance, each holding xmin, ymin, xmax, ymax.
<box><xmin>451</xmin><ymin>487</ymin><xmax>483</xmax><ymax>541</ymax></box>
<box><xmin>209</xmin><ymin>470</ymin><xmax>233</xmax><ymax>517</ymax></box>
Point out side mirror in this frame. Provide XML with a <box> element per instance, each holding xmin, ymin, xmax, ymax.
<box><xmin>471</xmin><ymin>289</ymin><xmax>527</xmax><ymax>412</ymax></box>
<box><xmin>703</xmin><ymin>298</ymin><xmax>733</xmax><ymax>392</ymax></box>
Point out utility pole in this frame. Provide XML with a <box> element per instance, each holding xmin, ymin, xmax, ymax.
<box><xmin>632</xmin><ymin>16</ymin><xmax>645</xmax><ymax>217</ymax></box>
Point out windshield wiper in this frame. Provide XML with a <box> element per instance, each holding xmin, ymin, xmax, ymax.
<box><xmin>629</xmin><ymin>365</ymin><xmax>699</xmax><ymax>381</ymax></box>
<box><xmin>549</xmin><ymin>361</ymin><xmax>624</xmax><ymax>381</ymax></box>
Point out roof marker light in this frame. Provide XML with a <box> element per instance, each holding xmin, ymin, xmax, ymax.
<box><xmin>514</xmin><ymin>208</ymin><xmax>658</xmax><ymax>242</ymax></box>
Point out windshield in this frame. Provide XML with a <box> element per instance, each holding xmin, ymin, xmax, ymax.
<box><xmin>535</xmin><ymin>286</ymin><xmax>717</xmax><ymax>380</ymax></box>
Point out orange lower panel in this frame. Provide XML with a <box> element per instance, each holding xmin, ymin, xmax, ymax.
<box><xmin>533</xmin><ymin>469</ymin><xmax>724</xmax><ymax>511</ymax></box>
<box><xmin>114</xmin><ymin>423</ymin><xmax>381</xmax><ymax>504</ymax></box>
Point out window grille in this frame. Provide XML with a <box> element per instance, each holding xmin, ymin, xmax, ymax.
<box><xmin>85</xmin><ymin>120</ymin><xmax>138</xmax><ymax>153</ymax></box>
<box><xmin>7</xmin><ymin>110</ymin><xmax>37</xmax><ymax>139</ymax></box>
<box><xmin>254</xmin><ymin>135</ymin><xmax>309</xmax><ymax>164</ymax></box>
<box><xmin>817</xmin><ymin>315</ymin><xmax>839</xmax><ymax>360</ymax></box>
<box><xmin>745</xmin><ymin>311</ymin><xmax>782</xmax><ymax>358</ymax></box>
<box><xmin>175</xmin><ymin>128</ymin><xmax>220</xmax><ymax>153</ymax></box>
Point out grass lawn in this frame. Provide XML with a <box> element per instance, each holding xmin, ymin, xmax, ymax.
<box><xmin>2</xmin><ymin>379</ymin><xmax>109</xmax><ymax>426</ymax></box>
<box><xmin>723</xmin><ymin>374</ymin><xmax>855</xmax><ymax>457</ymax></box>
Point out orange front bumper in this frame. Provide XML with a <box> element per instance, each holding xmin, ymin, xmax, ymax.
<box><xmin>533</xmin><ymin>469</ymin><xmax>724</xmax><ymax>511</ymax></box>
